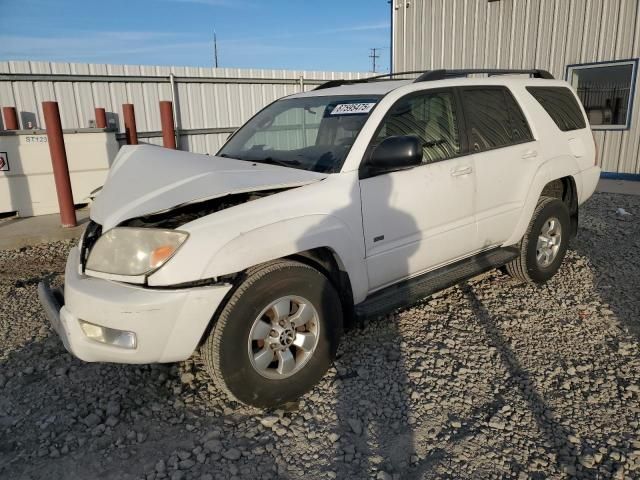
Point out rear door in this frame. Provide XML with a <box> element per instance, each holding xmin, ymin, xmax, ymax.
<box><xmin>459</xmin><ymin>86</ymin><xmax>539</xmax><ymax>248</ymax></box>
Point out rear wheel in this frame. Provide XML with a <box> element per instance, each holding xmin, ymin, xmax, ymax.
<box><xmin>202</xmin><ymin>259</ymin><xmax>343</xmax><ymax>408</ymax></box>
<box><xmin>506</xmin><ymin>196</ymin><xmax>570</xmax><ymax>284</ymax></box>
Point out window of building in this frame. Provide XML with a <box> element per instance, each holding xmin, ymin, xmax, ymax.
<box><xmin>527</xmin><ymin>87</ymin><xmax>586</xmax><ymax>131</ymax></box>
<box><xmin>373</xmin><ymin>90</ymin><xmax>460</xmax><ymax>164</ymax></box>
<box><xmin>566</xmin><ymin>59</ymin><xmax>638</xmax><ymax>130</ymax></box>
<box><xmin>461</xmin><ymin>87</ymin><xmax>533</xmax><ymax>152</ymax></box>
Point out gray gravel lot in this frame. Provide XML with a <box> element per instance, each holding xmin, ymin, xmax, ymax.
<box><xmin>0</xmin><ymin>192</ymin><xmax>639</xmax><ymax>480</ymax></box>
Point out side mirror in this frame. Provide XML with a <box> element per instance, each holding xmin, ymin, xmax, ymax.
<box><xmin>368</xmin><ymin>135</ymin><xmax>422</xmax><ymax>173</ymax></box>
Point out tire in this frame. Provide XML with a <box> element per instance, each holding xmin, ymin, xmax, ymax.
<box><xmin>505</xmin><ymin>196</ymin><xmax>570</xmax><ymax>284</ymax></box>
<box><xmin>202</xmin><ymin>259</ymin><xmax>343</xmax><ymax>408</ymax></box>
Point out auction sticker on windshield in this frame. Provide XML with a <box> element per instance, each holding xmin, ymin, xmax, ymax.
<box><xmin>330</xmin><ymin>102</ymin><xmax>376</xmax><ymax>115</ymax></box>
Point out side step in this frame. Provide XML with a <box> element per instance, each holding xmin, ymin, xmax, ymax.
<box><xmin>354</xmin><ymin>246</ymin><xmax>519</xmax><ymax>320</ymax></box>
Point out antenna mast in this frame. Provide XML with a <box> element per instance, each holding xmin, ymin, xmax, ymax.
<box><xmin>213</xmin><ymin>30</ymin><xmax>219</xmax><ymax>68</ymax></box>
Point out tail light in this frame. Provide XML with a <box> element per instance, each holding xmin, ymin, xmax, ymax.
<box><xmin>592</xmin><ymin>131</ymin><xmax>598</xmax><ymax>166</ymax></box>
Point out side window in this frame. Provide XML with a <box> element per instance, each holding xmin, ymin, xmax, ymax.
<box><xmin>504</xmin><ymin>90</ymin><xmax>534</xmax><ymax>143</ymax></box>
<box><xmin>526</xmin><ymin>86</ymin><xmax>587</xmax><ymax>131</ymax></box>
<box><xmin>462</xmin><ymin>88</ymin><xmax>533</xmax><ymax>152</ymax></box>
<box><xmin>372</xmin><ymin>91</ymin><xmax>460</xmax><ymax>164</ymax></box>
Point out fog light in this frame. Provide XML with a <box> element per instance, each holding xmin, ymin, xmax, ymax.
<box><xmin>79</xmin><ymin>320</ymin><xmax>137</xmax><ymax>349</ymax></box>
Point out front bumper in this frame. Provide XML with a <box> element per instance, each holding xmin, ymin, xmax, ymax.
<box><xmin>38</xmin><ymin>247</ymin><xmax>232</xmax><ymax>364</ymax></box>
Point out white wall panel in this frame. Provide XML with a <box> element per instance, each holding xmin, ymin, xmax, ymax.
<box><xmin>1</xmin><ymin>61</ymin><xmax>368</xmax><ymax>156</ymax></box>
<box><xmin>622</xmin><ymin>0</ymin><xmax>640</xmax><ymax>174</ymax></box>
<box><xmin>392</xmin><ymin>0</ymin><xmax>640</xmax><ymax>174</ymax></box>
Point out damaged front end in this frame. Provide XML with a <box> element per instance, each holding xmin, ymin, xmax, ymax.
<box><xmin>119</xmin><ymin>189</ymin><xmax>285</xmax><ymax>229</ymax></box>
<box><xmin>79</xmin><ymin>188</ymin><xmax>290</xmax><ymax>283</ymax></box>
<box><xmin>80</xmin><ymin>145</ymin><xmax>328</xmax><ymax>284</ymax></box>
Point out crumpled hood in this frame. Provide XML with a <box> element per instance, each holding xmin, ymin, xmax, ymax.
<box><xmin>91</xmin><ymin>145</ymin><xmax>327</xmax><ymax>230</ymax></box>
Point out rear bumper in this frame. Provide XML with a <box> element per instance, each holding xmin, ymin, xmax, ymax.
<box><xmin>577</xmin><ymin>165</ymin><xmax>601</xmax><ymax>205</ymax></box>
<box><xmin>38</xmin><ymin>247</ymin><xmax>232</xmax><ymax>364</ymax></box>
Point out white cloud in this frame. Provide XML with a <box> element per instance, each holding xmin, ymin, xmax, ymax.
<box><xmin>215</xmin><ymin>22</ymin><xmax>389</xmax><ymax>46</ymax></box>
<box><xmin>0</xmin><ymin>21</ymin><xmax>388</xmax><ymax>66</ymax></box>
<box><xmin>0</xmin><ymin>32</ymin><xmax>207</xmax><ymax>61</ymax></box>
<box><xmin>163</xmin><ymin>0</ymin><xmax>252</xmax><ymax>7</ymax></box>
<box><xmin>325</xmin><ymin>22</ymin><xmax>389</xmax><ymax>33</ymax></box>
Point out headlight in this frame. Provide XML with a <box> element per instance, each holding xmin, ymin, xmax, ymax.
<box><xmin>86</xmin><ymin>227</ymin><xmax>188</xmax><ymax>276</ymax></box>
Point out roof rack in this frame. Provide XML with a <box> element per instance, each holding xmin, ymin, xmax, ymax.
<box><xmin>414</xmin><ymin>69</ymin><xmax>554</xmax><ymax>82</ymax></box>
<box><xmin>313</xmin><ymin>70</ymin><xmax>432</xmax><ymax>90</ymax></box>
<box><xmin>313</xmin><ymin>68</ymin><xmax>554</xmax><ymax>90</ymax></box>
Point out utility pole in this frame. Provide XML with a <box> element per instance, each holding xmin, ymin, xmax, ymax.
<box><xmin>213</xmin><ymin>30</ymin><xmax>219</xmax><ymax>68</ymax></box>
<box><xmin>369</xmin><ymin>48</ymin><xmax>380</xmax><ymax>73</ymax></box>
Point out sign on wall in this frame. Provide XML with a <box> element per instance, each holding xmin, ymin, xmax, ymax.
<box><xmin>0</xmin><ymin>152</ymin><xmax>8</xmax><ymax>171</ymax></box>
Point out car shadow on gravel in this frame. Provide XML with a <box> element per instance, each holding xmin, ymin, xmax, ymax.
<box><xmin>311</xmin><ymin>175</ymin><xmax>419</xmax><ymax>479</ymax></box>
<box><xmin>458</xmin><ymin>282</ymin><xmax>589</xmax><ymax>477</ymax></box>
<box><xmin>571</xmin><ymin>192</ymin><xmax>640</xmax><ymax>341</ymax></box>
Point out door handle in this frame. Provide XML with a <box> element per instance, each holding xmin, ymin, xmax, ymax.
<box><xmin>451</xmin><ymin>165</ymin><xmax>473</xmax><ymax>177</ymax></box>
<box><xmin>521</xmin><ymin>149</ymin><xmax>538</xmax><ymax>159</ymax></box>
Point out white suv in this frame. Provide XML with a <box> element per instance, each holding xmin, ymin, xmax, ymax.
<box><xmin>39</xmin><ymin>69</ymin><xmax>600</xmax><ymax>408</ymax></box>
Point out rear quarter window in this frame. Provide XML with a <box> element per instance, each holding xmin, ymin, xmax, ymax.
<box><xmin>526</xmin><ymin>86</ymin><xmax>587</xmax><ymax>131</ymax></box>
<box><xmin>461</xmin><ymin>87</ymin><xmax>533</xmax><ymax>152</ymax></box>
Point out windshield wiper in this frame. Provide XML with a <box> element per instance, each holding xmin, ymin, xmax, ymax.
<box><xmin>254</xmin><ymin>157</ymin><xmax>301</xmax><ymax>168</ymax></box>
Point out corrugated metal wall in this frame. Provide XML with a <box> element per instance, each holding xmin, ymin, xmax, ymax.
<box><xmin>0</xmin><ymin>61</ymin><xmax>368</xmax><ymax>155</ymax></box>
<box><xmin>392</xmin><ymin>0</ymin><xmax>640</xmax><ymax>175</ymax></box>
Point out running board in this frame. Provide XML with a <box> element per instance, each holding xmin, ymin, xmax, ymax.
<box><xmin>355</xmin><ymin>247</ymin><xmax>519</xmax><ymax>320</ymax></box>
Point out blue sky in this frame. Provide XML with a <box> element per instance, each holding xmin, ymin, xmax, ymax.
<box><xmin>0</xmin><ymin>0</ymin><xmax>391</xmax><ymax>72</ymax></box>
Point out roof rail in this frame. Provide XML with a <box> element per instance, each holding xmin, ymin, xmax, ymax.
<box><xmin>313</xmin><ymin>68</ymin><xmax>554</xmax><ymax>91</ymax></box>
<box><xmin>414</xmin><ymin>69</ymin><xmax>554</xmax><ymax>82</ymax></box>
<box><xmin>313</xmin><ymin>70</ymin><xmax>431</xmax><ymax>90</ymax></box>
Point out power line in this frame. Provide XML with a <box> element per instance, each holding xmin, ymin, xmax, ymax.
<box><xmin>369</xmin><ymin>48</ymin><xmax>380</xmax><ymax>73</ymax></box>
<box><xmin>369</xmin><ymin>47</ymin><xmax>389</xmax><ymax>73</ymax></box>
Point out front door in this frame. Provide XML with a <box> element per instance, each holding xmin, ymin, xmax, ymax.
<box><xmin>359</xmin><ymin>89</ymin><xmax>478</xmax><ymax>291</ymax></box>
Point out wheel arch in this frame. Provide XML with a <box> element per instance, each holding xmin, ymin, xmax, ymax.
<box><xmin>200</xmin><ymin>214</ymin><xmax>368</xmax><ymax>303</ymax></box>
<box><xmin>540</xmin><ymin>176</ymin><xmax>578</xmax><ymax>238</ymax></box>
<box><xmin>504</xmin><ymin>158</ymin><xmax>580</xmax><ymax>246</ymax></box>
<box><xmin>287</xmin><ymin>247</ymin><xmax>356</xmax><ymax>328</ymax></box>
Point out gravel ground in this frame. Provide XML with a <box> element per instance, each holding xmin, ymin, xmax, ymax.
<box><xmin>0</xmin><ymin>192</ymin><xmax>639</xmax><ymax>480</ymax></box>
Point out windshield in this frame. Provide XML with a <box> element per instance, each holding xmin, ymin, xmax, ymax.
<box><xmin>218</xmin><ymin>95</ymin><xmax>381</xmax><ymax>173</ymax></box>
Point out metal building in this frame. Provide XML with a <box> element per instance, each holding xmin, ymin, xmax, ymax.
<box><xmin>391</xmin><ymin>0</ymin><xmax>640</xmax><ymax>177</ymax></box>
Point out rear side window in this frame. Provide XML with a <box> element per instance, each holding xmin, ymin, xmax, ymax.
<box><xmin>526</xmin><ymin>86</ymin><xmax>586</xmax><ymax>131</ymax></box>
<box><xmin>461</xmin><ymin>88</ymin><xmax>534</xmax><ymax>152</ymax></box>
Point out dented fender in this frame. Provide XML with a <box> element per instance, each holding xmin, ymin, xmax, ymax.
<box><xmin>147</xmin><ymin>173</ymin><xmax>369</xmax><ymax>303</ymax></box>
<box><xmin>204</xmin><ymin>214</ymin><xmax>369</xmax><ymax>303</ymax></box>
<box><xmin>149</xmin><ymin>214</ymin><xmax>369</xmax><ymax>304</ymax></box>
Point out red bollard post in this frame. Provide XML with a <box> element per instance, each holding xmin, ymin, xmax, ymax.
<box><xmin>123</xmin><ymin>103</ymin><xmax>138</xmax><ymax>145</ymax></box>
<box><xmin>159</xmin><ymin>101</ymin><xmax>176</xmax><ymax>149</ymax></box>
<box><xmin>43</xmin><ymin>101</ymin><xmax>77</xmax><ymax>228</ymax></box>
<box><xmin>95</xmin><ymin>107</ymin><xmax>107</xmax><ymax>128</ymax></box>
<box><xmin>2</xmin><ymin>106</ymin><xmax>19</xmax><ymax>130</ymax></box>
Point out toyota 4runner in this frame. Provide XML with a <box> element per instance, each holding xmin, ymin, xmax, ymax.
<box><xmin>39</xmin><ymin>69</ymin><xmax>600</xmax><ymax>408</ymax></box>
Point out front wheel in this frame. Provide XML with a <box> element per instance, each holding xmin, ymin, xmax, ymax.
<box><xmin>202</xmin><ymin>259</ymin><xmax>343</xmax><ymax>408</ymax></box>
<box><xmin>505</xmin><ymin>196</ymin><xmax>570</xmax><ymax>284</ymax></box>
